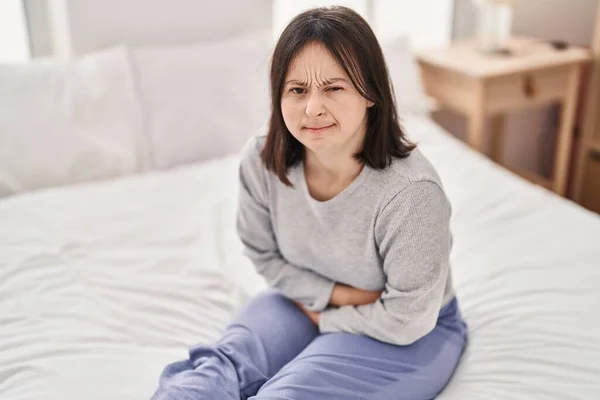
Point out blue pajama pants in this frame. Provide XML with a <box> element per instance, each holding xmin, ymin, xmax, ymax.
<box><xmin>151</xmin><ymin>290</ymin><xmax>468</xmax><ymax>400</ymax></box>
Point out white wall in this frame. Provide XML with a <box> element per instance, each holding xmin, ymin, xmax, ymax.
<box><xmin>454</xmin><ymin>0</ymin><xmax>597</xmax><ymax>46</ymax></box>
<box><xmin>373</xmin><ymin>0</ymin><xmax>454</xmax><ymax>46</ymax></box>
<box><xmin>273</xmin><ymin>0</ymin><xmax>454</xmax><ymax>47</ymax></box>
<box><xmin>273</xmin><ymin>0</ymin><xmax>370</xmax><ymax>38</ymax></box>
<box><xmin>0</xmin><ymin>0</ymin><xmax>30</xmax><ymax>62</ymax></box>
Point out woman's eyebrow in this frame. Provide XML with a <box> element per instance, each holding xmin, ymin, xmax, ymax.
<box><xmin>284</xmin><ymin>77</ymin><xmax>348</xmax><ymax>86</ymax></box>
<box><xmin>285</xmin><ymin>79</ymin><xmax>308</xmax><ymax>86</ymax></box>
<box><xmin>322</xmin><ymin>77</ymin><xmax>348</xmax><ymax>85</ymax></box>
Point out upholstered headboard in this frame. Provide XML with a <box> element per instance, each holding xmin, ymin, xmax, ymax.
<box><xmin>47</xmin><ymin>0</ymin><xmax>273</xmax><ymax>55</ymax></box>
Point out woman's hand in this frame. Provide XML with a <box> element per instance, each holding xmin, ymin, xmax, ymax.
<box><xmin>329</xmin><ymin>284</ymin><xmax>383</xmax><ymax>307</ymax></box>
<box><xmin>293</xmin><ymin>301</ymin><xmax>320</xmax><ymax>325</ymax></box>
<box><xmin>293</xmin><ymin>284</ymin><xmax>382</xmax><ymax>326</ymax></box>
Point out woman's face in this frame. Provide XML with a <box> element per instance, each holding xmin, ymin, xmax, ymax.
<box><xmin>281</xmin><ymin>42</ymin><xmax>373</xmax><ymax>155</ymax></box>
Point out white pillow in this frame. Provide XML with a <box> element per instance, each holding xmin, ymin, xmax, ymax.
<box><xmin>131</xmin><ymin>32</ymin><xmax>272</xmax><ymax>170</ymax></box>
<box><xmin>0</xmin><ymin>46</ymin><xmax>145</xmax><ymax>197</ymax></box>
<box><xmin>380</xmin><ymin>36</ymin><xmax>430</xmax><ymax>117</ymax></box>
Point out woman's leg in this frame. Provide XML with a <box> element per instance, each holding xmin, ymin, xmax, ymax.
<box><xmin>251</xmin><ymin>298</ymin><xmax>468</xmax><ymax>400</ymax></box>
<box><xmin>151</xmin><ymin>289</ymin><xmax>319</xmax><ymax>400</ymax></box>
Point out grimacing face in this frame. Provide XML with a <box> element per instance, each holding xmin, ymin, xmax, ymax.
<box><xmin>280</xmin><ymin>42</ymin><xmax>373</xmax><ymax>156</ymax></box>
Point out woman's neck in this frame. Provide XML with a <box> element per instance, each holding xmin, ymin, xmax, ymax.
<box><xmin>303</xmin><ymin>149</ymin><xmax>364</xmax><ymax>202</ymax></box>
<box><xmin>304</xmin><ymin>148</ymin><xmax>362</xmax><ymax>181</ymax></box>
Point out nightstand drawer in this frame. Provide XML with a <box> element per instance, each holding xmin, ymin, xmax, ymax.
<box><xmin>485</xmin><ymin>66</ymin><xmax>570</xmax><ymax>114</ymax></box>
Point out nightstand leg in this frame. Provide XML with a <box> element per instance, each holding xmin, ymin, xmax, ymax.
<box><xmin>553</xmin><ymin>65</ymin><xmax>582</xmax><ymax>196</ymax></box>
<box><xmin>468</xmin><ymin>111</ymin><xmax>486</xmax><ymax>154</ymax></box>
<box><xmin>491</xmin><ymin>115</ymin><xmax>506</xmax><ymax>163</ymax></box>
<box><xmin>467</xmin><ymin>81</ymin><xmax>486</xmax><ymax>154</ymax></box>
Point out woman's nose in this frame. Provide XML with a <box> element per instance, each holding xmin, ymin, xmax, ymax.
<box><xmin>305</xmin><ymin>92</ymin><xmax>326</xmax><ymax>117</ymax></box>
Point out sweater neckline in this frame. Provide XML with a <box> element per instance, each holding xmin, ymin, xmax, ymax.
<box><xmin>298</xmin><ymin>160</ymin><xmax>371</xmax><ymax>207</ymax></box>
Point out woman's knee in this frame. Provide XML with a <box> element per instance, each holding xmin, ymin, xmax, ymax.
<box><xmin>247</xmin><ymin>288</ymin><xmax>289</xmax><ymax>309</ymax></box>
<box><xmin>237</xmin><ymin>289</ymin><xmax>288</xmax><ymax>312</ymax></box>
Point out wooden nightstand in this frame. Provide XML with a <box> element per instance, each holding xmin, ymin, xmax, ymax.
<box><xmin>416</xmin><ymin>36</ymin><xmax>590</xmax><ymax>196</ymax></box>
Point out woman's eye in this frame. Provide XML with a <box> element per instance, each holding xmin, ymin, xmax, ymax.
<box><xmin>290</xmin><ymin>87</ymin><xmax>305</xmax><ymax>94</ymax></box>
<box><xmin>326</xmin><ymin>86</ymin><xmax>343</xmax><ymax>92</ymax></box>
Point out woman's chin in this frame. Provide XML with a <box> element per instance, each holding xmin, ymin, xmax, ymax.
<box><xmin>298</xmin><ymin>128</ymin><xmax>333</xmax><ymax>145</ymax></box>
<box><xmin>300</xmin><ymin>136</ymin><xmax>331</xmax><ymax>152</ymax></box>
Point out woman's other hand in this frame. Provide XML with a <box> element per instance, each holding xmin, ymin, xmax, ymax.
<box><xmin>329</xmin><ymin>284</ymin><xmax>383</xmax><ymax>307</ymax></box>
<box><xmin>293</xmin><ymin>301</ymin><xmax>320</xmax><ymax>325</ymax></box>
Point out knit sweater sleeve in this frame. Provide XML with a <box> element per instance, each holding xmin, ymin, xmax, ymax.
<box><xmin>236</xmin><ymin>138</ymin><xmax>335</xmax><ymax>311</ymax></box>
<box><xmin>319</xmin><ymin>180</ymin><xmax>452</xmax><ymax>345</ymax></box>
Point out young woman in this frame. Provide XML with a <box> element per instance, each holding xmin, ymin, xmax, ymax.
<box><xmin>152</xmin><ymin>6</ymin><xmax>467</xmax><ymax>400</ymax></box>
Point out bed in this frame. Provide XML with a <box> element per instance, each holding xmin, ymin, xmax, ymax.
<box><xmin>1</xmin><ymin>114</ymin><xmax>600</xmax><ymax>399</ymax></box>
<box><xmin>2</xmin><ymin>2</ymin><xmax>600</xmax><ymax>399</ymax></box>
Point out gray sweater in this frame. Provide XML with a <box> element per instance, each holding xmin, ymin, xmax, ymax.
<box><xmin>236</xmin><ymin>135</ymin><xmax>455</xmax><ymax>345</ymax></box>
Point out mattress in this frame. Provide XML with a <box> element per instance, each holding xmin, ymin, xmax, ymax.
<box><xmin>1</xmin><ymin>116</ymin><xmax>599</xmax><ymax>399</ymax></box>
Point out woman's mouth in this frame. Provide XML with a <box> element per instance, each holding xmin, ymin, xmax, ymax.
<box><xmin>304</xmin><ymin>124</ymin><xmax>334</xmax><ymax>133</ymax></box>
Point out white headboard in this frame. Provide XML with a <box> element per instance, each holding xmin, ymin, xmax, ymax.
<box><xmin>48</xmin><ymin>0</ymin><xmax>273</xmax><ymax>55</ymax></box>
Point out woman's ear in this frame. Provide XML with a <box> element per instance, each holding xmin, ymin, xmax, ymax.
<box><xmin>367</xmin><ymin>100</ymin><xmax>375</xmax><ymax>108</ymax></box>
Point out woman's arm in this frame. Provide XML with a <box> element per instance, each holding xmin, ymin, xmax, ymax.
<box><xmin>329</xmin><ymin>284</ymin><xmax>383</xmax><ymax>307</ymax></box>
<box><xmin>318</xmin><ymin>181</ymin><xmax>452</xmax><ymax>345</ymax></box>
<box><xmin>296</xmin><ymin>284</ymin><xmax>383</xmax><ymax>324</ymax></box>
<box><xmin>237</xmin><ymin>138</ymin><xmax>335</xmax><ymax>312</ymax></box>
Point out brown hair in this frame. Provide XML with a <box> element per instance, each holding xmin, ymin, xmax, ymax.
<box><xmin>261</xmin><ymin>6</ymin><xmax>416</xmax><ymax>186</ymax></box>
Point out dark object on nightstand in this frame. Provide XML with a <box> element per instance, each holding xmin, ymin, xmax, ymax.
<box><xmin>550</xmin><ymin>40</ymin><xmax>570</xmax><ymax>51</ymax></box>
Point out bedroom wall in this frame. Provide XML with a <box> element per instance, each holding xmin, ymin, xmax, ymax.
<box><xmin>372</xmin><ymin>0</ymin><xmax>454</xmax><ymax>46</ymax></box>
<box><xmin>275</xmin><ymin>0</ymin><xmax>454</xmax><ymax>47</ymax></box>
<box><xmin>273</xmin><ymin>0</ymin><xmax>371</xmax><ymax>37</ymax></box>
<box><xmin>0</xmin><ymin>0</ymin><xmax>30</xmax><ymax>62</ymax></box>
<box><xmin>437</xmin><ymin>0</ymin><xmax>599</xmax><ymax>177</ymax></box>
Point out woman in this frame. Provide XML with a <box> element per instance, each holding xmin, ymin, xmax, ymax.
<box><xmin>152</xmin><ymin>6</ymin><xmax>467</xmax><ymax>400</ymax></box>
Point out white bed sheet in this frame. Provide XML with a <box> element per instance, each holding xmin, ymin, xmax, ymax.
<box><xmin>1</xmin><ymin>116</ymin><xmax>599</xmax><ymax>399</ymax></box>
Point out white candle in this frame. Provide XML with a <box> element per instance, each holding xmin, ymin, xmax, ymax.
<box><xmin>473</xmin><ymin>0</ymin><xmax>515</xmax><ymax>53</ymax></box>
